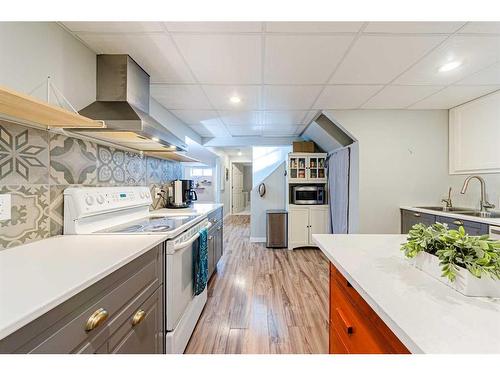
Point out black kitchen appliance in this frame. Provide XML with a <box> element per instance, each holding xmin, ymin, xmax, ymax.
<box><xmin>168</xmin><ymin>179</ymin><xmax>198</xmax><ymax>208</ymax></box>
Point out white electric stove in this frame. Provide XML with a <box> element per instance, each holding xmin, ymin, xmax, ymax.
<box><xmin>63</xmin><ymin>186</ymin><xmax>209</xmax><ymax>354</ymax></box>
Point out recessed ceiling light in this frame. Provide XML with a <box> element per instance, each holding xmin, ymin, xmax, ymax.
<box><xmin>152</xmin><ymin>137</ymin><xmax>160</xmax><ymax>142</ymax></box>
<box><xmin>238</xmin><ymin>151</ymin><xmax>242</xmax><ymax>156</ymax></box>
<box><xmin>439</xmin><ymin>60</ymin><xmax>462</xmax><ymax>73</ymax></box>
<box><xmin>229</xmin><ymin>96</ymin><xmax>241</xmax><ymax>104</ymax></box>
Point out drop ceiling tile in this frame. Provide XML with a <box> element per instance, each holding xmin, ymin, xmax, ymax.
<box><xmin>75</xmin><ymin>32</ymin><xmax>195</xmax><ymax>83</ymax></box>
<box><xmin>188</xmin><ymin>125</ymin><xmax>213</xmax><ymax>137</ymax></box>
<box><xmin>264</xmin><ymin>35</ymin><xmax>354</xmax><ymax>84</ymax></box>
<box><xmin>150</xmin><ymin>85</ymin><xmax>212</xmax><ymax>109</ymax></box>
<box><xmin>62</xmin><ymin>22</ymin><xmax>164</xmax><ymax>33</ymax></box>
<box><xmin>263</xmin><ymin>85</ymin><xmax>322</xmax><ymax>110</ymax></box>
<box><xmin>263</xmin><ymin>111</ymin><xmax>309</xmax><ymax>125</ymax></box>
<box><xmin>302</xmin><ymin>111</ymin><xmax>319</xmax><ymax>125</ymax></box>
<box><xmin>170</xmin><ymin>110</ymin><xmax>223</xmax><ymax>126</ymax></box>
<box><xmin>227</xmin><ymin>126</ymin><xmax>263</xmax><ymax>136</ymax></box>
<box><xmin>395</xmin><ymin>35</ymin><xmax>500</xmax><ymax>85</ymax></box>
<box><xmin>165</xmin><ymin>22</ymin><xmax>263</xmax><ymax>33</ymax></box>
<box><xmin>172</xmin><ymin>34</ymin><xmax>262</xmax><ymax>84</ymax></box>
<box><xmin>262</xmin><ymin>125</ymin><xmax>300</xmax><ymax>136</ymax></box>
<box><xmin>219</xmin><ymin>111</ymin><xmax>263</xmax><ymax>126</ymax></box>
<box><xmin>203</xmin><ymin>85</ymin><xmax>261</xmax><ymax>110</ymax></box>
<box><xmin>313</xmin><ymin>85</ymin><xmax>383</xmax><ymax>109</ymax></box>
<box><xmin>458</xmin><ymin>22</ymin><xmax>500</xmax><ymax>34</ymax></box>
<box><xmin>365</xmin><ymin>22</ymin><xmax>465</xmax><ymax>34</ymax></box>
<box><xmin>362</xmin><ymin>85</ymin><xmax>444</xmax><ymax>109</ymax></box>
<box><xmin>265</xmin><ymin>22</ymin><xmax>363</xmax><ymax>33</ymax></box>
<box><xmin>409</xmin><ymin>85</ymin><xmax>500</xmax><ymax>109</ymax></box>
<box><xmin>331</xmin><ymin>35</ymin><xmax>446</xmax><ymax>84</ymax></box>
<box><xmin>456</xmin><ymin>62</ymin><xmax>500</xmax><ymax>85</ymax></box>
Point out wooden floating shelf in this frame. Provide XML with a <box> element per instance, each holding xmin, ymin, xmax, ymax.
<box><xmin>0</xmin><ymin>85</ymin><xmax>105</xmax><ymax>129</ymax></box>
<box><xmin>146</xmin><ymin>151</ymin><xmax>199</xmax><ymax>163</ymax></box>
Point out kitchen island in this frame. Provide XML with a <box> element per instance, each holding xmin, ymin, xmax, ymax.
<box><xmin>313</xmin><ymin>234</ymin><xmax>500</xmax><ymax>354</ymax></box>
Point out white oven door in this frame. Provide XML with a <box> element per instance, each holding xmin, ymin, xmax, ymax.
<box><xmin>165</xmin><ymin>234</ymin><xmax>198</xmax><ymax>331</ymax></box>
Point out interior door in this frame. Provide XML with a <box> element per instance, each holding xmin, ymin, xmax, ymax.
<box><xmin>232</xmin><ymin>164</ymin><xmax>244</xmax><ymax>214</ymax></box>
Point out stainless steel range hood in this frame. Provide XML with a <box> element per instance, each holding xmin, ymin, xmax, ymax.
<box><xmin>74</xmin><ymin>54</ymin><xmax>187</xmax><ymax>152</ymax></box>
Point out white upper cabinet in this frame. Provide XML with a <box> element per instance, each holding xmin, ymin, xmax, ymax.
<box><xmin>449</xmin><ymin>90</ymin><xmax>500</xmax><ymax>174</ymax></box>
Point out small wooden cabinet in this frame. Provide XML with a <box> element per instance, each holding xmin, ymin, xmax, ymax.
<box><xmin>329</xmin><ymin>263</ymin><xmax>409</xmax><ymax>354</ymax></box>
<box><xmin>289</xmin><ymin>205</ymin><xmax>329</xmax><ymax>249</ymax></box>
<box><xmin>288</xmin><ymin>153</ymin><xmax>327</xmax><ymax>183</ymax></box>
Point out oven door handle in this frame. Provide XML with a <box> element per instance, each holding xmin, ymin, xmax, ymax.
<box><xmin>173</xmin><ymin>222</ymin><xmax>212</xmax><ymax>251</ymax></box>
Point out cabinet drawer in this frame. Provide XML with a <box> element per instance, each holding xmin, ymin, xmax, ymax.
<box><xmin>329</xmin><ymin>322</ymin><xmax>348</xmax><ymax>354</ymax></box>
<box><xmin>401</xmin><ymin>209</ymin><xmax>435</xmax><ymax>234</ymax></box>
<box><xmin>331</xmin><ymin>279</ymin><xmax>387</xmax><ymax>354</ymax></box>
<box><xmin>330</xmin><ymin>264</ymin><xmax>409</xmax><ymax>354</ymax></box>
<box><xmin>436</xmin><ymin>216</ymin><xmax>488</xmax><ymax>235</ymax></box>
<box><xmin>1</xmin><ymin>245</ymin><xmax>162</xmax><ymax>354</ymax></box>
<box><xmin>208</xmin><ymin>207</ymin><xmax>223</xmax><ymax>225</ymax></box>
<box><xmin>108</xmin><ymin>288</ymin><xmax>163</xmax><ymax>354</ymax></box>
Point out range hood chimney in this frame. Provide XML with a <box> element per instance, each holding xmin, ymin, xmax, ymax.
<box><xmin>75</xmin><ymin>54</ymin><xmax>187</xmax><ymax>152</ymax></box>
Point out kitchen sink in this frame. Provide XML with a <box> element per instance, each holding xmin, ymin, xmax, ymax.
<box><xmin>416</xmin><ymin>206</ymin><xmax>473</xmax><ymax>212</ymax></box>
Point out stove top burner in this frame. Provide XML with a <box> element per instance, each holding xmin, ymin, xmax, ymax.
<box><xmin>97</xmin><ymin>214</ymin><xmax>201</xmax><ymax>234</ymax></box>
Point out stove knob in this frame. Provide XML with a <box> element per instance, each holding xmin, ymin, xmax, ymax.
<box><xmin>85</xmin><ymin>196</ymin><xmax>95</xmax><ymax>206</ymax></box>
<box><xmin>97</xmin><ymin>195</ymin><xmax>105</xmax><ymax>205</ymax></box>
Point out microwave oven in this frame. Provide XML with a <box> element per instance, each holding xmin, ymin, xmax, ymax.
<box><xmin>292</xmin><ymin>185</ymin><xmax>325</xmax><ymax>205</ymax></box>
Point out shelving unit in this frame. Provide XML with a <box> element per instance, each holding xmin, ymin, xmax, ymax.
<box><xmin>0</xmin><ymin>85</ymin><xmax>104</xmax><ymax>129</ymax></box>
<box><xmin>288</xmin><ymin>152</ymin><xmax>327</xmax><ymax>183</ymax></box>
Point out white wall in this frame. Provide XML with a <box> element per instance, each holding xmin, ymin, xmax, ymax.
<box><xmin>327</xmin><ymin>110</ymin><xmax>451</xmax><ymax>234</ymax></box>
<box><xmin>0</xmin><ymin>22</ymin><xmax>96</xmax><ymax>110</ymax></box>
<box><xmin>250</xmin><ymin>162</ymin><xmax>287</xmax><ymax>241</ymax></box>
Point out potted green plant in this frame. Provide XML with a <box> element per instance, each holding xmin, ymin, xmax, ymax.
<box><xmin>401</xmin><ymin>223</ymin><xmax>500</xmax><ymax>297</ymax></box>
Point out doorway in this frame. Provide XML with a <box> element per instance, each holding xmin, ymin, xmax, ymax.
<box><xmin>231</xmin><ymin>162</ymin><xmax>252</xmax><ymax>215</ymax></box>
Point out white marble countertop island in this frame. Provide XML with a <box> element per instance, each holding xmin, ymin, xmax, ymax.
<box><xmin>313</xmin><ymin>233</ymin><xmax>500</xmax><ymax>354</ymax></box>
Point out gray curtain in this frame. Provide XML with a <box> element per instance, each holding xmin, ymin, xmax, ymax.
<box><xmin>327</xmin><ymin>147</ymin><xmax>350</xmax><ymax>234</ymax></box>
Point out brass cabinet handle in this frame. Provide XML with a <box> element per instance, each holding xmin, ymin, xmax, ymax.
<box><xmin>336</xmin><ymin>308</ymin><xmax>353</xmax><ymax>335</ymax></box>
<box><xmin>453</xmin><ymin>220</ymin><xmax>463</xmax><ymax>226</ymax></box>
<box><xmin>85</xmin><ymin>308</ymin><xmax>109</xmax><ymax>332</ymax></box>
<box><xmin>208</xmin><ymin>236</ymin><xmax>213</xmax><ymax>240</ymax></box>
<box><xmin>132</xmin><ymin>309</ymin><xmax>146</xmax><ymax>327</ymax></box>
<box><xmin>413</xmin><ymin>213</ymin><xmax>421</xmax><ymax>217</ymax></box>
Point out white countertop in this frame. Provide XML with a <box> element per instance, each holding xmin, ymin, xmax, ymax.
<box><xmin>401</xmin><ymin>206</ymin><xmax>500</xmax><ymax>226</ymax></box>
<box><xmin>313</xmin><ymin>233</ymin><xmax>500</xmax><ymax>354</ymax></box>
<box><xmin>155</xmin><ymin>202</ymin><xmax>224</xmax><ymax>216</ymax></box>
<box><xmin>0</xmin><ymin>234</ymin><xmax>167</xmax><ymax>341</ymax></box>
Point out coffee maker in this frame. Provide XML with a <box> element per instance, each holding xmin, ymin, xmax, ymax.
<box><xmin>167</xmin><ymin>179</ymin><xmax>197</xmax><ymax>208</ymax></box>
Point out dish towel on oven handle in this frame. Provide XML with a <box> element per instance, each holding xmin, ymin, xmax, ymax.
<box><xmin>194</xmin><ymin>227</ymin><xmax>208</xmax><ymax>295</ymax></box>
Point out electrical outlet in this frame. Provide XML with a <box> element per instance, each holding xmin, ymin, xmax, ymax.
<box><xmin>0</xmin><ymin>194</ymin><xmax>12</xmax><ymax>221</ymax></box>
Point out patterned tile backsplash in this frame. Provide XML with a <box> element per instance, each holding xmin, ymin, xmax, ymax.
<box><xmin>0</xmin><ymin>121</ymin><xmax>183</xmax><ymax>249</ymax></box>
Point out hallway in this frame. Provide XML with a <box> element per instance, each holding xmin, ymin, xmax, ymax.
<box><xmin>185</xmin><ymin>215</ymin><xmax>329</xmax><ymax>354</ymax></box>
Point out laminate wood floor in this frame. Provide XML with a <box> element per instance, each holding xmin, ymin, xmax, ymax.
<box><xmin>185</xmin><ymin>215</ymin><xmax>329</xmax><ymax>354</ymax></box>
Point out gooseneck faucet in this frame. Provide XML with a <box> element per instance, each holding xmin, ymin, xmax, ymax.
<box><xmin>460</xmin><ymin>175</ymin><xmax>495</xmax><ymax>213</ymax></box>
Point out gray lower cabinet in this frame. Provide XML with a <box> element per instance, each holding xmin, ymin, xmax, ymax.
<box><xmin>0</xmin><ymin>244</ymin><xmax>164</xmax><ymax>354</ymax></box>
<box><xmin>401</xmin><ymin>209</ymin><xmax>435</xmax><ymax>234</ymax></box>
<box><xmin>401</xmin><ymin>209</ymin><xmax>489</xmax><ymax>236</ymax></box>
<box><xmin>207</xmin><ymin>207</ymin><xmax>224</xmax><ymax>279</ymax></box>
<box><xmin>435</xmin><ymin>216</ymin><xmax>489</xmax><ymax>236</ymax></box>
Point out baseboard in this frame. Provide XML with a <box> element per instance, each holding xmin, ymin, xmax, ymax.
<box><xmin>249</xmin><ymin>237</ymin><xmax>266</xmax><ymax>243</ymax></box>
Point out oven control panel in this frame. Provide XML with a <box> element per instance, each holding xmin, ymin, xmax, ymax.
<box><xmin>64</xmin><ymin>186</ymin><xmax>153</xmax><ymax>218</ymax></box>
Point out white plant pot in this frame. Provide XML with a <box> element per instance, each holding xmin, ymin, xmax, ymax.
<box><xmin>409</xmin><ymin>251</ymin><xmax>500</xmax><ymax>298</ymax></box>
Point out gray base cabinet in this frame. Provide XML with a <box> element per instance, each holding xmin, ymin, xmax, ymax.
<box><xmin>0</xmin><ymin>244</ymin><xmax>164</xmax><ymax>354</ymax></box>
<box><xmin>401</xmin><ymin>209</ymin><xmax>489</xmax><ymax>235</ymax></box>
<box><xmin>207</xmin><ymin>207</ymin><xmax>224</xmax><ymax>279</ymax></box>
